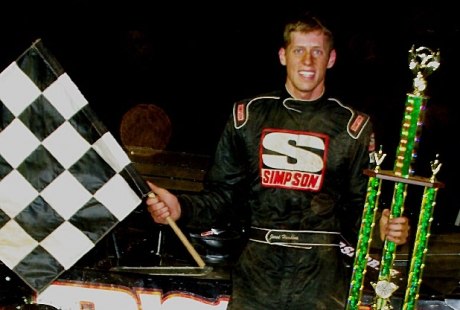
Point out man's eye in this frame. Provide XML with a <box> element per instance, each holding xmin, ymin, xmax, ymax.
<box><xmin>313</xmin><ymin>50</ymin><xmax>323</xmax><ymax>56</ymax></box>
<box><xmin>294</xmin><ymin>49</ymin><xmax>303</xmax><ymax>54</ymax></box>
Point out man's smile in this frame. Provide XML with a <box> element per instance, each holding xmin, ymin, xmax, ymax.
<box><xmin>299</xmin><ymin>71</ymin><xmax>314</xmax><ymax>78</ymax></box>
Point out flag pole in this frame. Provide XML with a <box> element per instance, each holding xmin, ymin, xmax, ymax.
<box><xmin>148</xmin><ymin>193</ymin><xmax>206</xmax><ymax>267</ymax></box>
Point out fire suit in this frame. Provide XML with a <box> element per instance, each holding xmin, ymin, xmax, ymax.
<box><xmin>178</xmin><ymin>88</ymin><xmax>375</xmax><ymax>310</ymax></box>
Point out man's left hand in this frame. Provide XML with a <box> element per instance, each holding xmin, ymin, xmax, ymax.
<box><xmin>380</xmin><ymin>209</ymin><xmax>410</xmax><ymax>245</ymax></box>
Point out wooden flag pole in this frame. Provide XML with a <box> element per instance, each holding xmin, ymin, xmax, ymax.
<box><xmin>120</xmin><ymin>104</ymin><xmax>205</xmax><ymax>268</ymax></box>
<box><xmin>148</xmin><ymin>193</ymin><xmax>206</xmax><ymax>267</ymax></box>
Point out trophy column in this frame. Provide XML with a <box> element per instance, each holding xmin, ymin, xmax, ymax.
<box><xmin>346</xmin><ymin>46</ymin><xmax>444</xmax><ymax>310</ymax></box>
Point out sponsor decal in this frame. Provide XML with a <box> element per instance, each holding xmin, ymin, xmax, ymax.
<box><xmin>201</xmin><ymin>230</ymin><xmax>214</xmax><ymax>236</ymax></box>
<box><xmin>36</xmin><ymin>281</ymin><xmax>230</xmax><ymax>310</ymax></box>
<box><xmin>368</xmin><ymin>132</ymin><xmax>376</xmax><ymax>163</ymax></box>
<box><xmin>339</xmin><ymin>241</ymin><xmax>400</xmax><ymax>276</ymax></box>
<box><xmin>237</xmin><ymin>103</ymin><xmax>245</xmax><ymax>122</ymax></box>
<box><xmin>261</xmin><ymin>169</ymin><xmax>321</xmax><ymax>190</ymax></box>
<box><xmin>368</xmin><ymin>132</ymin><xmax>376</xmax><ymax>153</ymax></box>
<box><xmin>351</xmin><ymin>115</ymin><xmax>365</xmax><ymax>132</ymax></box>
<box><xmin>260</xmin><ymin>130</ymin><xmax>327</xmax><ymax>191</ymax></box>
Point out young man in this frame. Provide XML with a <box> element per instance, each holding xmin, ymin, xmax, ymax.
<box><xmin>146</xmin><ymin>12</ymin><xmax>410</xmax><ymax>310</ymax></box>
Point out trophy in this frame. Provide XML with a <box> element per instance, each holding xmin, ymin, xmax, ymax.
<box><xmin>346</xmin><ymin>45</ymin><xmax>444</xmax><ymax>310</ymax></box>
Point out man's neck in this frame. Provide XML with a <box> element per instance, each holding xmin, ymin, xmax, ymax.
<box><xmin>285</xmin><ymin>85</ymin><xmax>325</xmax><ymax>101</ymax></box>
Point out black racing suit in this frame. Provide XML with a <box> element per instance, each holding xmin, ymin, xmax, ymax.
<box><xmin>178</xmin><ymin>88</ymin><xmax>375</xmax><ymax>310</ymax></box>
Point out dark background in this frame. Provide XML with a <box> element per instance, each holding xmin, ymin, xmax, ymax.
<box><xmin>1</xmin><ymin>2</ymin><xmax>459</xmax><ymax>229</ymax></box>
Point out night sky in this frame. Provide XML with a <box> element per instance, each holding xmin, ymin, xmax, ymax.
<box><xmin>1</xmin><ymin>2</ymin><xmax>459</xmax><ymax>228</ymax></box>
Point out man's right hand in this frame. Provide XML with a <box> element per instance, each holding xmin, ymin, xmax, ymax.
<box><xmin>146</xmin><ymin>181</ymin><xmax>181</xmax><ymax>225</ymax></box>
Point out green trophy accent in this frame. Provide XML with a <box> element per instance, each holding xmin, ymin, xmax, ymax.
<box><xmin>393</xmin><ymin>95</ymin><xmax>427</xmax><ymax>177</ymax></box>
<box><xmin>372</xmin><ymin>46</ymin><xmax>441</xmax><ymax>310</ymax></box>
<box><xmin>346</xmin><ymin>176</ymin><xmax>382</xmax><ymax>309</ymax></box>
<box><xmin>346</xmin><ymin>148</ymin><xmax>386</xmax><ymax>310</ymax></box>
<box><xmin>403</xmin><ymin>157</ymin><xmax>442</xmax><ymax>310</ymax></box>
<box><xmin>403</xmin><ymin>187</ymin><xmax>437</xmax><ymax>310</ymax></box>
<box><xmin>346</xmin><ymin>46</ymin><xmax>443</xmax><ymax>310</ymax></box>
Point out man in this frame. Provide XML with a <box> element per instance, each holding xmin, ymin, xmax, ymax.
<box><xmin>146</xmin><ymin>12</ymin><xmax>410</xmax><ymax>310</ymax></box>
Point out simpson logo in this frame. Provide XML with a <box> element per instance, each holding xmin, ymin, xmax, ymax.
<box><xmin>260</xmin><ymin>130</ymin><xmax>327</xmax><ymax>191</ymax></box>
<box><xmin>262</xmin><ymin>169</ymin><xmax>321</xmax><ymax>190</ymax></box>
<box><xmin>237</xmin><ymin>103</ymin><xmax>245</xmax><ymax>122</ymax></box>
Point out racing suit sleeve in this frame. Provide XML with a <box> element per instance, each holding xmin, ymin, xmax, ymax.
<box><xmin>178</xmin><ymin>112</ymin><xmax>248</xmax><ymax>229</ymax></box>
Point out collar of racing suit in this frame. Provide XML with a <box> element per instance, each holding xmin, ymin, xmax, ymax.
<box><xmin>280</xmin><ymin>87</ymin><xmax>328</xmax><ymax>113</ymax></box>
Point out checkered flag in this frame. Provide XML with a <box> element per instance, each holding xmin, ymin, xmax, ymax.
<box><xmin>0</xmin><ymin>39</ymin><xmax>151</xmax><ymax>292</ymax></box>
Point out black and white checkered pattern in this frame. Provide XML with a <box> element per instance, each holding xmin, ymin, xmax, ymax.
<box><xmin>0</xmin><ymin>39</ymin><xmax>149</xmax><ymax>292</ymax></box>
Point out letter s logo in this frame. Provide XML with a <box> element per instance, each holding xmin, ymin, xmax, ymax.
<box><xmin>261</xmin><ymin>131</ymin><xmax>326</xmax><ymax>173</ymax></box>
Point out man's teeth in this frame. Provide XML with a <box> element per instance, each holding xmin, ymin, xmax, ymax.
<box><xmin>300</xmin><ymin>72</ymin><xmax>314</xmax><ymax>77</ymax></box>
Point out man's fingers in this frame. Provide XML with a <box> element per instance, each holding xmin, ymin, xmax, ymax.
<box><xmin>153</xmin><ymin>206</ymin><xmax>170</xmax><ymax>219</ymax></box>
<box><xmin>379</xmin><ymin>208</ymin><xmax>410</xmax><ymax>245</ymax></box>
<box><xmin>145</xmin><ymin>182</ymin><xmax>179</xmax><ymax>224</ymax></box>
<box><xmin>389</xmin><ymin>216</ymin><xmax>408</xmax><ymax>224</ymax></box>
<box><xmin>147</xmin><ymin>201</ymin><xmax>171</xmax><ymax>224</ymax></box>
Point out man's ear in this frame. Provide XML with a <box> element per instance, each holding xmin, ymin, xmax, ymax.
<box><xmin>279</xmin><ymin>47</ymin><xmax>286</xmax><ymax>66</ymax></box>
<box><xmin>327</xmin><ymin>49</ymin><xmax>337</xmax><ymax>68</ymax></box>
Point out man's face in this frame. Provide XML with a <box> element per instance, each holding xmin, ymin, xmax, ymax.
<box><xmin>279</xmin><ymin>30</ymin><xmax>336</xmax><ymax>100</ymax></box>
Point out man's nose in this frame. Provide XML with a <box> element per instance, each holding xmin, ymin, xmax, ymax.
<box><xmin>302</xmin><ymin>52</ymin><xmax>313</xmax><ymax>64</ymax></box>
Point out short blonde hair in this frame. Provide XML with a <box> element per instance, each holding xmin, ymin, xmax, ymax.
<box><xmin>283</xmin><ymin>13</ymin><xmax>334</xmax><ymax>53</ymax></box>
